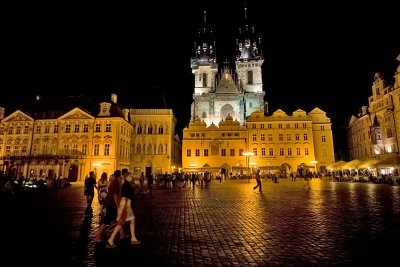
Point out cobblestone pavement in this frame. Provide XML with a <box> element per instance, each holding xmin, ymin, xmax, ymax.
<box><xmin>1</xmin><ymin>179</ymin><xmax>399</xmax><ymax>267</ymax></box>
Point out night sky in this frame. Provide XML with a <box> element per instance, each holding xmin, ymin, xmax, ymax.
<box><xmin>2</xmin><ymin>1</ymin><xmax>399</xmax><ymax>158</ymax></box>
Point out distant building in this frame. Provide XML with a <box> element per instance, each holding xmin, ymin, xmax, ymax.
<box><xmin>346</xmin><ymin>54</ymin><xmax>400</xmax><ymax>175</ymax></box>
<box><xmin>347</xmin><ymin>55</ymin><xmax>400</xmax><ymax>160</ymax></box>
<box><xmin>182</xmin><ymin>8</ymin><xmax>335</xmax><ymax>177</ymax></box>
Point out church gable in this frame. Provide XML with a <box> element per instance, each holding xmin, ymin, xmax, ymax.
<box><xmin>58</xmin><ymin>107</ymin><xmax>94</xmax><ymax>120</ymax></box>
<box><xmin>2</xmin><ymin>110</ymin><xmax>34</xmax><ymax>122</ymax></box>
<box><xmin>215</xmin><ymin>68</ymin><xmax>240</xmax><ymax>94</ymax></box>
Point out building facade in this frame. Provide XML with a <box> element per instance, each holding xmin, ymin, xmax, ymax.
<box><xmin>190</xmin><ymin>10</ymin><xmax>265</xmax><ymax>127</ymax></box>
<box><xmin>346</xmin><ymin>54</ymin><xmax>400</xmax><ymax>175</ymax></box>
<box><xmin>182</xmin><ymin>8</ymin><xmax>335</xmax><ymax>177</ymax></box>
<box><xmin>0</xmin><ymin>94</ymin><xmax>180</xmax><ymax>181</ymax></box>
<box><xmin>347</xmin><ymin>55</ymin><xmax>400</xmax><ymax>161</ymax></box>
<box><xmin>129</xmin><ymin>109</ymin><xmax>181</xmax><ymax>178</ymax></box>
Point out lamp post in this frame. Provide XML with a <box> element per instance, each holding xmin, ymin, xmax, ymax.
<box><xmin>243</xmin><ymin>152</ymin><xmax>255</xmax><ymax>179</ymax></box>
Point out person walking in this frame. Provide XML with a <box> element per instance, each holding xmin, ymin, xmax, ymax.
<box><xmin>97</xmin><ymin>172</ymin><xmax>109</xmax><ymax>213</ymax></box>
<box><xmin>253</xmin><ymin>169</ymin><xmax>262</xmax><ymax>193</ymax></box>
<box><xmin>95</xmin><ymin>169</ymin><xmax>127</xmax><ymax>243</ymax></box>
<box><xmin>84</xmin><ymin>171</ymin><xmax>97</xmax><ymax>216</ymax></box>
<box><xmin>107</xmin><ymin>171</ymin><xmax>140</xmax><ymax>247</ymax></box>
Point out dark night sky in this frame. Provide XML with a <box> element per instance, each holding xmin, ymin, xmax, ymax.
<box><xmin>2</xmin><ymin>1</ymin><xmax>399</xmax><ymax>158</ymax></box>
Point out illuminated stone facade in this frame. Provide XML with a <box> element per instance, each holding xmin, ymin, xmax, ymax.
<box><xmin>0</xmin><ymin>95</ymin><xmax>180</xmax><ymax>181</ymax></box>
<box><xmin>183</xmin><ymin>109</ymin><xmax>335</xmax><ymax>176</ymax></box>
<box><xmin>129</xmin><ymin>109</ymin><xmax>181</xmax><ymax>178</ymax></box>
<box><xmin>347</xmin><ymin>55</ymin><xmax>400</xmax><ymax>160</ymax></box>
<box><xmin>183</xmin><ymin>9</ymin><xmax>335</xmax><ymax>176</ymax></box>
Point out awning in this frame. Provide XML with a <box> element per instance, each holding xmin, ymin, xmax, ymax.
<box><xmin>374</xmin><ymin>155</ymin><xmax>400</xmax><ymax>168</ymax></box>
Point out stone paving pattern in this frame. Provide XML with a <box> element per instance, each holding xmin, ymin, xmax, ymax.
<box><xmin>1</xmin><ymin>179</ymin><xmax>399</xmax><ymax>266</ymax></box>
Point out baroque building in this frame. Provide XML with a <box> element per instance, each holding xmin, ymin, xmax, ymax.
<box><xmin>347</xmin><ymin>55</ymin><xmax>400</xmax><ymax>160</ymax></box>
<box><xmin>182</xmin><ymin>8</ymin><xmax>335</xmax><ymax>176</ymax></box>
<box><xmin>0</xmin><ymin>94</ymin><xmax>181</xmax><ymax>181</ymax></box>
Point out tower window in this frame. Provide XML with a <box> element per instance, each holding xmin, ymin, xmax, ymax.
<box><xmin>247</xmin><ymin>70</ymin><xmax>253</xmax><ymax>84</ymax></box>
<box><xmin>203</xmin><ymin>73</ymin><xmax>207</xmax><ymax>87</ymax></box>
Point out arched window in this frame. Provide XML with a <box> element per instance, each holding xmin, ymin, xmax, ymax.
<box><xmin>148</xmin><ymin>125</ymin><xmax>153</xmax><ymax>134</ymax></box>
<box><xmin>158</xmin><ymin>125</ymin><xmax>164</xmax><ymax>134</ymax></box>
<box><xmin>147</xmin><ymin>144</ymin><xmax>152</xmax><ymax>154</ymax></box>
<box><xmin>137</xmin><ymin>125</ymin><xmax>143</xmax><ymax>134</ymax></box>
<box><xmin>136</xmin><ymin>144</ymin><xmax>141</xmax><ymax>154</ymax></box>
<box><xmin>202</xmin><ymin>111</ymin><xmax>207</xmax><ymax>118</ymax></box>
<box><xmin>158</xmin><ymin>144</ymin><xmax>163</xmax><ymax>154</ymax></box>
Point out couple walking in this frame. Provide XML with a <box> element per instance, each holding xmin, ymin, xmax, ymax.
<box><xmin>95</xmin><ymin>169</ymin><xmax>140</xmax><ymax>247</ymax></box>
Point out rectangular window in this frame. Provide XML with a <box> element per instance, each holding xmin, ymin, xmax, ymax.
<box><xmin>239</xmin><ymin>149</ymin><xmax>244</xmax><ymax>156</ymax></box>
<box><xmin>322</xmin><ymin>135</ymin><xmax>326</xmax><ymax>142</ymax></box>
<box><xmin>295</xmin><ymin>134</ymin><xmax>300</xmax><ymax>141</ymax></box>
<box><xmin>44</xmin><ymin>125</ymin><xmax>50</xmax><ymax>133</ymax></box>
<box><xmin>204</xmin><ymin>149</ymin><xmax>209</xmax><ymax>157</ymax></box>
<box><xmin>106</xmin><ymin>123</ymin><xmax>111</xmax><ymax>132</ymax></box>
<box><xmin>64</xmin><ymin>144</ymin><xmax>69</xmax><ymax>154</ymax></box>
<box><xmin>35</xmin><ymin>126</ymin><xmax>41</xmax><ymax>134</ymax></box>
<box><xmin>195</xmin><ymin>149</ymin><xmax>200</xmax><ymax>157</ymax></box>
<box><xmin>94</xmin><ymin>144</ymin><xmax>99</xmax><ymax>156</ymax></box>
<box><xmin>269</xmin><ymin>148</ymin><xmax>273</xmax><ymax>156</ymax></box>
<box><xmin>252</xmin><ymin>134</ymin><xmax>257</xmax><ymax>141</ymax></box>
<box><xmin>261</xmin><ymin>147</ymin><xmax>266</xmax><ymax>156</ymax></box>
<box><xmin>303</xmin><ymin>133</ymin><xmax>308</xmax><ymax>140</ymax></box>
<box><xmin>54</xmin><ymin>125</ymin><xmax>59</xmax><ymax>133</ymax></box>
<box><xmin>16</xmin><ymin>126</ymin><xmax>21</xmax><ymax>134</ymax></box>
<box><xmin>230</xmin><ymin>149</ymin><xmax>235</xmax><ymax>156</ymax></box>
<box><xmin>187</xmin><ymin>149</ymin><xmax>191</xmax><ymax>157</ymax></box>
<box><xmin>296</xmin><ymin>147</ymin><xmax>301</xmax><ymax>155</ymax></box>
<box><xmin>278</xmin><ymin>124</ymin><xmax>282</xmax><ymax>128</ymax></box>
<box><xmin>260</xmin><ymin>124</ymin><xmax>265</xmax><ymax>128</ymax></box>
<box><xmin>8</xmin><ymin>127</ymin><xmax>13</xmax><ymax>135</ymax></box>
<box><xmin>83</xmin><ymin>124</ymin><xmax>89</xmax><ymax>132</ymax></box>
<box><xmin>295</xmin><ymin>123</ymin><xmax>299</xmax><ymax>128</ymax></box>
<box><xmin>268</xmin><ymin>124</ymin><xmax>272</xmax><ymax>128</ymax></box>
<box><xmin>288</xmin><ymin>148</ymin><xmax>292</xmax><ymax>155</ymax></box>
<box><xmin>287</xmin><ymin>134</ymin><xmax>291</xmax><ymax>141</ymax></box>
<box><xmin>221</xmin><ymin>149</ymin><xmax>226</xmax><ymax>156</ymax></box>
<box><xmin>252</xmin><ymin>148</ymin><xmax>257</xmax><ymax>156</ymax></box>
<box><xmin>305</xmin><ymin>148</ymin><xmax>309</xmax><ymax>155</ymax></box>
<box><xmin>72</xmin><ymin>144</ymin><xmax>78</xmax><ymax>155</ymax></box>
<box><xmin>24</xmin><ymin>126</ymin><xmax>29</xmax><ymax>134</ymax></box>
<box><xmin>268</xmin><ymin>134</ymin><xmax>273</xmax><ymax>141</ymax></box>
<box><xmin>303</xmin><ymin>123</ymin><xmax>307</xmax><ymax>128</ymax></box>
<box><xmin>280</xmin><ymin>148</ymin><xmax>284</xmax><ymax>155</ymax></box>
<box><xmin>104</xmin><ymin>144</ymin><xmax>110</xmax><ymax>155</ymax></box>
<box><xmin>65</xmin><ymin>124</ymin><xmax>71</xmax><ymax>133</ymax></box>
<box><xmin>82</xmin><ymin>144</ymin><xmax>87</xmax><ymax>155</ymax></box>
<box><xmin>95</xmin><ymin>123</ymin><xmax>101</xmax><ymax>132</ymax></box>
<box><xmin>74</xmin><ymin>124</ymin><xmax>79</xmax><ymax>133</ymax></box>
<box><xmin>321</xmin><ymin>125</ymin><xmax>325</xmax><ymax>130</ymax></box>
<box><xmin>279</xmin><ymin>134</ymin><xmax>283</xmax><ymax>141</ymax></box>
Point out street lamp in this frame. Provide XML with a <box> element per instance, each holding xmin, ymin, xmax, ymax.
<box><xmin>243</xmin><ymin>152</ymin><xmax>255</xmax><ymax>178</ymax></box>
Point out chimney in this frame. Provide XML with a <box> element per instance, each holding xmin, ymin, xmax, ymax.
<box><xmin>111</xmin><ymin>93</ymin><xmax>117</xmax><ymax>103</ymax></box>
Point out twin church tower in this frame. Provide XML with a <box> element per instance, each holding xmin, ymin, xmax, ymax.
<box><xmin>190</xmin><ymin>7</ymin><xmax>266</xmax><ymax>127</ymax></box>
<box><xmin>183</xmin><ymin>7</ymin><xmax>335</xmax><ymax>176</ymax></box>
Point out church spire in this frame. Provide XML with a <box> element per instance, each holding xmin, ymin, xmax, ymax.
<box><xmin>191</xmin><ymin>10</ymin><xmax>216</xmax><ymax>66</ymax></box>
<box><xmin>236</xmin><ymin>3</ymin><xmax>263</xmax><ymax>62</ymax></box>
